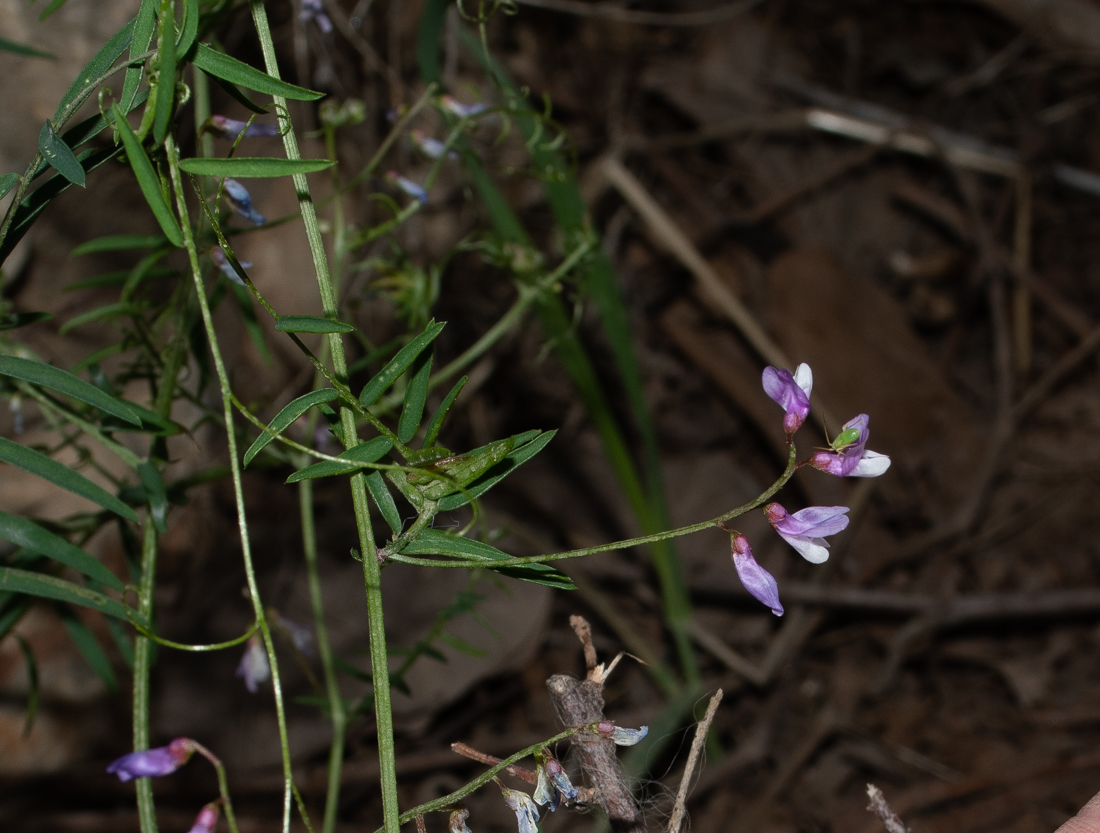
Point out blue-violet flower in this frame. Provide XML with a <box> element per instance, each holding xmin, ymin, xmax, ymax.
<box><xmin>410</xmin><ymin>129</ymin><xmax>457</xmax><ymax>160</ymax></box>
<box><xmin>731</xmin><ymin>533</ymin><xmax>783</xmax><ymax>616</ymax></box>
<box><xmin>187</xmin><ymin>802</ymin><xmax>220</xmax><ymax>833</ymax></box>
<box><xmin>499</xmin><ymin>785</ymin><xmax>540</xmax><ymax>833</ymax></box>
<box><xmin>595</xmin><ymin>720</ymin><xmax>649</xmax><ymax>746</ymax></box>
<box><xmin>534</xmin><ymin>751</ymin><xmax>578</xmax><ymax>811</ymax></box>
<box><xmin>384</xmin><ymin>171</ymin><xmax>428</xmax><ymax>204</ymax></box>
<box><xmin>440</xmin><ymin>95</ymin><xmax>487</xmax><ymax>119</ymax></box>
<box><xmin>107</xmin><ymin>737</ymin><xmax>194</xmax><ymax>781</ymax></box>
<box><xmin>221</xmin><ymin>178</ymin><xmax>266</xmax><ymax>226</ymax></box>
<box><xmin>206</xmin><ymin>116</ymin><xmax>279</xmax><ymax>139</ymax></box>
<box><xmin>764</xmin><ymin>503</ymin><xmax>849</xmax><ymax>564</ymax></box>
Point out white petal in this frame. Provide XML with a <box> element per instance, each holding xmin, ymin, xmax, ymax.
<box><xmin>534</xmin><ymin>767</ymin><xmax>554</xmax><ymax>807</ymax></box>
<box><xmin>610</xmin><ymin>726</ymin><xmax>649</xmax><ymax>746</ymax></box>
<box><xmin>794</xmin><ymin>363</ymin><xmax>813</xmax><ymax>398</ymax></box>
<box><xmin>851</xmin><ymin>450</ymin><xmax>891</xmax><ymax>477</ymax></box>
<box><xmin>785</xmin><ymin>534</ymin><xmax>830</xmax><ymax>564</ymax></box>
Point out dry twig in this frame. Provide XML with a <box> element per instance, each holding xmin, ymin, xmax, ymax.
<box><xmin>667</xmin><ymin>690</ymin><xmax>723</xmax><ymax>833</ymax></box>
<box><xmin>866</xmin><ymin>784</ymin><xmax>908</xmax><ymax>833</ymax></box>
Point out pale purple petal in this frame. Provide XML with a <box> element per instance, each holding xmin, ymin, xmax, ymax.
<box><xmin>187</xmin><ymin>803</ymin><xmax>220</xmax><ymax>833</ymax></box>
<box><xmin>765</xmin><ymin>503</ymin><xmax>849</xmax><ymax>564</ymax></box>
<box><xmin>107</xmin><ymin>738</ymin><xmax>194</xmax><ymax>781</ymax></box>
<box><xmin>209</xmin><ymin>116</ymin><xmax>279</xmax><ymax>139</ymax></box>
<box><xmin>440</xmin><ymin>95</ymin><xmax>487</xmax><ymax>118</ymax></box>
<box><xmin>500</xmin><ymin>786</ymin><xmax>540</xmax><ymax>833</ymax></box>
<box><xmin>221</xmin><ymin>178</ymin><xmax>266</xmax><ymax>226</ymax></box>
<box><xmin>237</xmin><ymin>635</ymin><xmax>270</xmax><ymax>693</ymax></box>
<box><xmin>731</xmin><ymin>534</ymin><xmax>783</xmax><ymax>616</ymax></box>
<box><xmin>762</xmin><ymin>365</ymin><xmax>812</xmax><ymax>435</ymax></box>
<box><xmin>385</xmin><ymin>171</ymin><xmax>428</xmax><ymax>204</ymax></box>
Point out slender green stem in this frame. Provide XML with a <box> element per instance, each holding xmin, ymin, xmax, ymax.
<box><xmin>388</xmin><ymin>443</ymin><xmax>799</xmax><ymax>570</ymax></box>
<box><xmin>247</xmin><ymin>4</ymin><xmax>402</xmax><ymax>831</ymax></box>
<box><xmin>129</xmin><ymin>619</ymin><xmax>259</xmax><ymax>652</ymax></box>
<box><xmin>133</xmin><ymin>518</ymin><xmax>159</xmax><ymax>833</ymax></box>
<box><xmin>165</xmin><ymin>134</ymin><xmax>297</xmax><ymax>833</ymax></box>
<box><xmin>300</xmin><ymin>479</ymin><xmax>347</xmax><ymax>833</ymax></box>
<box><xmin>18</xmin><ymin>384</ymin><xmax>141</xmax><ymax>468</ymax></box>
<box><xmin>190</xmin><ymin>740</ymin><xmax>240</xmax><ymax>833</ymax></box>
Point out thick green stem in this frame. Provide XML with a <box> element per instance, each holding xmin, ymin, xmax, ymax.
<box><xmin>247</xmin><ymin>4</ymin><xmax>402</xmax><ymax>830</ymax></box>
<box><xmin>301</xmin><ymin>480</ymin><xmax>347</xmax><ymax>833</ymax></box>
<box><xmin>165</xmin><ymin>135</ymin><xmax>297</xmax><ymax>833</ymax></box>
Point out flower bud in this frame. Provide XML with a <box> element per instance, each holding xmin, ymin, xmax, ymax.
<box><xmin>106</xmin><ymin>737</ymin><xmax>195</xmax><ymax>781</ymax></box>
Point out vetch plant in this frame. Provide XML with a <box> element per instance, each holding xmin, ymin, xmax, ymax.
<box><xmin>0</xmin><ymin>3</ymin><xmax>892</xmax><ymax>833</ymax></box>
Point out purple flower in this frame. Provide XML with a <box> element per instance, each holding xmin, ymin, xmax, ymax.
<box><xmin>731</xmin><ymin>534</ymin><xmax>783</xmax><ymax>616</ymax></box>
<box><xmin>810</xmin><ymin>413</ymin><xmax>891</xmax><ymax>477</ymax></box>
<box><xmin>595</xmin><ymin>720</ymin><xmax>649</xmax><ymax>746</ymax></box>
<box><xmin>764</xmin><ymin>503</ymin><xmax>849</xmax><ymax>564</ymax></box>
<box><xmin>384</xmin><ymin>171</ymin><xmax>428</xmax><ymax>204</ymax></box>
<box><xmin>440</xmin><ymin>95</ymin><xmax>487</xmax><ymax>119</ymax></box>
<box><xmin>449</xmin><ymin>807</ymin><xmax>472</xmax><ymax>833</ymax></box>
<box><xmin>221</xmin><ymin>178</ymin><xmax>266</xmax><ymax>226</ymax></box>
<box><xmin>534</xmin><ymin>751</ymin><xmax>578</xmax><ymax>811</ymax></box>
<box><xmin>237</xmin><ymin>634</ymin><xmax>270</xmax><ymax>693</ymax></box>
<box><xmin>300</xmin><ymin>0</ymin><xmax>333</xmax><ymax>33</ymax></box>
<box><xmin>410</xmin><ymin>129</ymin><xmax>457</xmax><ymax>160</ymax></box>
<box><xmin>107</xmin><ymin>737</ymin><xmax>194</xmax><ymax>781</ymax></box>
<box><xmin>206</xmin><ymin>115</ymin><xmax>279</xmax><ymax>139</ymax></box>
<box><xmin>187</xmin><ymin>802</ymin><xmax>220</xmax><ymax>833</ymax></box>
<box><xmin>762</xmin><ymin>362</ymin><xmax>812</xmax><ymax>436</ymax></box>
<box><xmin>499</xmin><ymin>785</ymin><xmax>540</xmax><ymax>833</ymax></box>
<box><xmin>210</xmin><ymin>246</ymin><xmax>249</xmax><ymax>286</ymax></box>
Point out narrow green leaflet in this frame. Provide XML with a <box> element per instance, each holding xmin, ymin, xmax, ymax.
<box><xmin>0</xmin><ymin>438</ymin><xmax>138</xmax><ymax>522</ymax></box>
<box><xmin>286</xmin><ymin>437</ymin><xmax>393</xmax><ymax>483</ymax></box>
<box><xmin>360</xmin><ymin>321</ymin><xmax>446</xmax><ymax>407</ymax></box>
<box><xmin>275</xmin><ymin>316</ymin><xmax>355</xmax><ymax>334</ymax></box>
<box><xmin>0</xmin><ymin>38</ymin><xmax>55</xmax><ymax>59</ymax></box>
<box><xmin>121</xmin><ymin>0</ymin><xmax>157</xmax><ymax>113</ymax></box>
<box><xmin>408</xmin><ymin>436</ymin><xmax>515</xmax><ymax>501</ymax></box>
<box><xmin>112</xmin><ymin>104</ymin><xmax>183</xmax><ymax>247</ymax></box>
<box><xmin>178</xmin><ymin>157</ymin><xmax>334</xmax><ymax>178</ymax></box>
<box><xmin>0</xmin><ymin>510</ymin><xmax>122</xmax><ymax>590</ymax></box>
<box><xmin>37</xmin><ymin>0</ymin><xmax>70</xmax><ymax>21</ymax></box>
<box><xmin>437</xmin><ymin>430</ymin><xmax>556</xmax><ymax>511</ymax></box>
<box><xmin>0</xmin><ymin>312</ymin><xmax>52</xmax><ymax>331</ymax></box>
<box><xmin>60</xmin><ymin>301</ymin><xmax>140</xmax><ymax>334</ymax></box>
<box><xmin>191</xmin><ymin>43</ymin><xmax>324</xmax><ymax>100</ymax></box>
<box><xmin>176</xmin><ymin>0</ymin><xmax>199</xmax><ymax>57</ymax></box>
<box><xmin>38</xmin><ymin>121</ymin><xmax>85</xmax><ymax>187</ymax></box>
<box><xmin>0</xmin><ymin>567</ymin><xmax>134</xmax><ymax>621</ymax></box>
<box><xmin>59</xmin><ymin>607</ymin><xmax>118</xmax><ymax>691</ymax></box>
<box><xmin>398</xmin><ymin>352</ymin><xmax>432</xmax><ymax>444</ymax></box>
<box><xmin>365</xmin><ymin>470</ymin><xmax>403</xmax><ymax>534</ymax></box>
<box><xmin>72</xmin><ymin>235</ymin><xmax>168</xmax><ymax>256</ymax></box>
<box><xmin>0</xmin><ymin>172</ymin><xmax>18</xmax><ymax>199</ymax></box>
<box><xmin>400</xmin><ymin>529</ymin><xmax>574</xmax><ymax>590</ymax></box>
<box><xmin>244</xmin><ymin>388</ymin><xmax>339</xmax><ymax>466</ymax></box>
<box><xmin>54</xmin><ymin>18</ymin><xmax>135</xmax><ymax>122</ymax></box>
<box><xmin>152</xmin><ymin>4</ymin><xmax>176</xmax><ymax>145</ymax></box>
<box><xmin>0</xmin><ymin>355</ymin><xmax>143</xmax><ymax>426</ymax></box>
<box><xmin>439</xmin><ymin>632</ymin><xmax>488</xmax><ymax>657</ymax></box>
<box><xmin>423</xmin><ymin>375</ymin><xmax>467</xmax><ymax>448</ymax></box>
<box><xmin>137</xmin><ymin>461</ymin><xmax>167</xmax><ymax>533</ymax></box>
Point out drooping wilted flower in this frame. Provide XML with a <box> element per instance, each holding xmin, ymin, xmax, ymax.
<box><xmin>499</xmin><ymin>784</ymin><xmax>540</xmax><ymax>833</ymax></box>
<box><xmin>595</xmin><ymin>720</ymin><xmax>649</xmax><ymax>746</ymax></box>
<box><xmin>449</xmin><ymin>806</ymin><xmax>472</xmax><ymax>833</ymax></box>
<box><xmin>187</xmin><ymin>802</ymin><xmax>220</xmax><ymax>833</ymax></box>
<box><xmin>107</xmin><ymin>737</ymin><xmax>195</xmax><ymax>781</ymax></box>
<box><xmin>237</xmin><ymin>634</ymin><xmax>271</xmax><ymax>693</ymax></box>
<box><xmin>205</xmin><ymin>115</ymin><xmax>279</xmax><ymax>140</ymax></box>
<box><xmin>299</xmin><ymin>0</ymin><xmax>333</xmax><ymax>33</ymax></box>
<box><xmin>533</xmin><ymin>751</ymin><xmax>578</xmax><ymax>811</ymax></box>
<box><xmin>210</xmin><ymin>246</ymin><xmax>249</xmax><ymax>286</ymax></box>
<box><xmin>220</xmin><ymin>178</ymin><xmax>266</xmax><ymax>226</ymax></box>
<box><xmin>764</xmin><ymin>503</ymin><xmax>849</xmax><ymax>564</ymax></box>
<box><xmin>762</xmin><ymin>363</ymin><xmax>812</xmax><ymax>437</ymax></box>
<box><xmin>731</xmin><ymin>533</ymin><xmax>783</xmax><ymax>616</ymax></box>
<box><xmin>440</xmin><ymin>95</ymin><xmax>487</xmax><ymax>119</ymax></box>
<box><xmin>810</xmin><ymin>414</ymin><xmax>891</xmax><ymax>477</ymax></box>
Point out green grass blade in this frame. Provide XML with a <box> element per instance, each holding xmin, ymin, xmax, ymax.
<box><xmin>244</xmin><ymin>388</ymin><xmax>339</xmax><ymax>466</ymax></box>
<box><xmin>0</xmin><ymin>355</ymin><xmax>143</xmax><ymax>426</ymax></box>
<box><xmin>0</xmin><ymin>438</ymin><xmax>138</xmax><ymax>521</ymax></box>
<box><xmin>72</xmin><ymin>234</ymin><xmax>168</xmax><ymax>256</ymax></box>
<box><xmin>0</xmin><ymin>510</ymin><xmax>123</xmax><ymax>590</ymax></box>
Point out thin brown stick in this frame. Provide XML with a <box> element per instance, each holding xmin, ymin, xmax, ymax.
<box><xmin>667</xmin><ymin>690</ymin><xmax>723</xmax><ymax>833</ymax></box>
<box><xmin>414</xmin><ymin>815</ymin><xmax>427</xmax><ymax>833</ymax></box>
<box><xmin>571</xmin><ymin>614</ymin><xmax>598</xmax><ymax>673</ymax></box>
<box><xmin>450</xmin><ymin>743</ymin><xmax>538</xmax><ymax>785</ymax></box>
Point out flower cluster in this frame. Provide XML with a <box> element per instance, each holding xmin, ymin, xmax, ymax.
<box><xmin>729</xmin><ymin>363</ymin><xmax>890</xmax><ymax>616</ymax></box>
